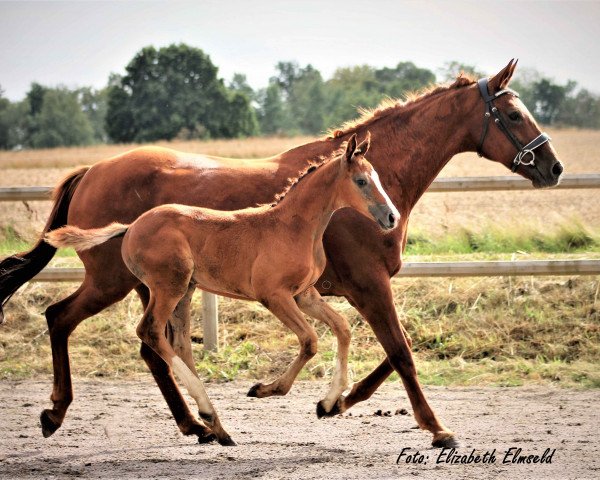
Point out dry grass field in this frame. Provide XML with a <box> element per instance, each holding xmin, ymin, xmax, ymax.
<box><xmin>0</xmin><ymin>129</ymin><xmax>599</xmax><ymax>386</ymax></box>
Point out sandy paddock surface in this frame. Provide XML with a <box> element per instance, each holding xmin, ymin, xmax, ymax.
<box><xmin>0</xmin><ymin>379</ymin><xmax>598</xmax><ymax>479</ymax></box>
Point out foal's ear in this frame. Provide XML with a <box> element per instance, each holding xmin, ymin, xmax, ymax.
<box><xmin>489</xmin><ymin>59</ymin><xmax>518</xmax><ymax>92</ymax></box>
<box><xmin>355</xmin><ymin>131</ymin><xmax>371</xmax><ymax>156</ymax></box>
<box><xmin>344</xmin><ymin>133</ymin><xmax>358</xmax><ymax>164</ymax></box>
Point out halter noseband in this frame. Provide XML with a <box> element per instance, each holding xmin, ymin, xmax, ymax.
<box><xmin>476</xmin><ymin>78</ymin><xmax>551</xmax><ymax>173</ymax></box>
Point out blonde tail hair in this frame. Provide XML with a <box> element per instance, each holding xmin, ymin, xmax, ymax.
<box><xmin>45</xmin><ymin>222</ymin><xmax>129</xmax><ymax>251</ymax></box>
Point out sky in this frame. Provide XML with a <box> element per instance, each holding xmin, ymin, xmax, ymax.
<box><xmin>1</xmin><ymin>0</ymin><xmax>599</xmax><ymax>101</ymax></box>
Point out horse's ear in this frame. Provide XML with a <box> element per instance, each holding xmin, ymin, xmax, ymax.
<box><xmin>489</xmin><ymin>59</ymin><xmax>518</xmax><ymax>92</ymax></box>
<box><xmin>344</xmin><ymin>133</ymin><xmax>358</xmax><ymax>164</ymax></box>
<box><xmin>355</xmin><ymin>131</ymin><xmax>371</xmax><ymax>156</ymax></box>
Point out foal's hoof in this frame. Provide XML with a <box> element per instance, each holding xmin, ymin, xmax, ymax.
<box><xmin>218</xmin><ymin>436</ymin><xmax>237</xmax><ymax>447</ymax></box>
<box><xmin>247</xmin><ymin>383</ymin><xmax>262</xmax><ymax>398</ymax></box>
<box><xmin>40</xmin><ymin>409</ymin><xmax>60</xmax><ymax>438</ymax></box>
<box><xmin>432</xmin><ymin>431</ymin><xmax>459</xmax><ymax>448</ymax></box>
<box><xmin>316</xmin><ymin>396</ymin><xmax>344</xmax><ymax>419</ymax></box>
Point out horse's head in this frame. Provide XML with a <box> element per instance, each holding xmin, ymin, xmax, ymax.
<box><xmin>473</xmin><ymin>59</ymin><xmax>564</xmax><ymax>188</ymax></box>
<box><xmin>337</xmin><ymin>132</ymin><xmax>400</xmax><ymax>230</ymax></box>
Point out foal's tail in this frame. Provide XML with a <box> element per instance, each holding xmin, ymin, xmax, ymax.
<box><xmin>0</xmin><ymin>166</ymin><xmax>89</xmax><ymax>324</ymax></box>
<box><xmin>45</xmin><ymin>223</ymin><xmax>129</xmax><ymax>252</ymax></box>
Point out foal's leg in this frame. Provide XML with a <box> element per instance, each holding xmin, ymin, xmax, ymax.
<box><xmin>295</xmin><ymin>287</ymin><xmax>351</xmax><ymax>416</ymax></box>
<box><xmin>137</xmin><ymin>289</ymin><xmax>234</xmax><ymax>446</ymax></box>
<box><xmin>135</xmin><ymin>285</ymin><xmax>215</xmax><ymax>443</ymax></box>
<box><xmin>166</xmin><ymin>284</ymin><xmax>198</xmax><ymax>375</ymax></box>
<box><xmin>247</xmin><ymin>292</ymin><xmax>318</xmax><ymax>398</ymax></box>
<box><xmin>321</xmin><ymin>326</ymin><xmax>413</xmax><ymax>416</ymax></box>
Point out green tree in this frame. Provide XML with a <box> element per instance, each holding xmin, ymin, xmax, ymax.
<box><xmin>77</xmin><ymin>87</ymin><xmax>108</xmax><ymax>143</ymax></box>
<box><xmin>105</xmin><ymin>74</ymin><xmax>137</xmax><ymax>143</ymax></box>
<box><xmin>557</xmin><ymin>88</ymin><xmax>600</xmax><ymax>128</ymax></box>
<box><xmin>530</xmin><ymin>78</ymin><xmax>575</xmax><ymax>125</ymax></box>
<box><xmin>323</xmin><ymin>65</ymin><xmax>382</xmax><ymax>129</ymax></box>
<box><xmin>274</xmin><ymin>62</ymin><xmax>326</xmax><ymax>134</ymax></box>
<box><xmin>0</xmin><ymin>87</ymin><xmax>10</xmax><ymax>149</ymax></box>
<box><xmin>217</xmin><ymin>91</ymin><xmax>259</xmax><ymax>137</ymax></box>
<box><xmin>27</xmin><ymin>88</ymin><xmax>94</xmax><ymax>148</ymax></box>
<box><xmin>26</xmin><ymin>82</ymin><xmax>47</xmax><ymax>116</ymax></box>
<box><xmin>375</xmin><ymin>61</ymin><xmax>436</xmax><ymax>97</ymax></box>
<box><xmin>257</xmin><ymin>82</ymin><xmax>287</xmax><ymax>135</ymax></box>
<box><xmin>106</xmin><ymin>44</ymin><xmax>255</xmax><ymax>142</ymax></box>
<box><xmin>229</xmin><ymin>73</ymin><xmax>255</xmax><ymax>102</ymax></box>
<box><xmin>438</xmin><ymin>61</ymin><xmax>485</xmax><ymax>81</ymax></box>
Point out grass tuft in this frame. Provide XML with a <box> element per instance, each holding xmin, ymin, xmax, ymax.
<box><xmin>0</xmin><ymin>271</ymin><xmax>597</xmax><ymax>388</ymax></box>
<box><xmin>405</xmin><ymin>221</ymin><xmax>600</xmax><ymax>255</ymax></box>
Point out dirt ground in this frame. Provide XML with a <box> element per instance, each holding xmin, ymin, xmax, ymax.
<box><xmin>0</xmin><ymin>379</ymin><xmax>598</xmax><ymax>479</ymax></box>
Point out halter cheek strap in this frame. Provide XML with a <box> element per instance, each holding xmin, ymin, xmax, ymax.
<box><xmin>476</xmin><ymin>78</ymin><xmax>551</xmax><ymax>172</ymax></box>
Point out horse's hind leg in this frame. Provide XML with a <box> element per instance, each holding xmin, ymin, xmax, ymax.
<box><xmin>295</xmin><ymin>287</ymin><xmax>351</xmax><ymax>416</ymax></box>
<box><xmin>135</xmin><ymin>285</ymin><xmax>215</xmax><ymax>443</ymax></box>
<box><xmin>137</xmin><ymin>287</ymin><xmax>234</xmax><ymax>446</ymax></box>
<box><xmin>247</xmin><ymin>292</ymin><xmax>318</xmax><ymax>398</ymax></box>
<box><xmin>41</xmin><ymin>277</ymin><xmax>131</xmax><ymax>437</ymax></box>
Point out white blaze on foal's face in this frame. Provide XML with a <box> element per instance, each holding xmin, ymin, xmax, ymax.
<box><xmin>370</xmin><ymin>168</ymin><xmax>400</xmax><ymax>220</ymax></box>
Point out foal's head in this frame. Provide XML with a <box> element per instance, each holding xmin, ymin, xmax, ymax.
<box><xmin>337</xmin><ymin>133</ymin><xmax>399</xmax><ymax>230</ymax></box>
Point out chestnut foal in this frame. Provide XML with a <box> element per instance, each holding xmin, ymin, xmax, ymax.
<box><xmin>46</xmin><ymin>133</ymin><xmax>399</xmax><ymax>445</ymax></box>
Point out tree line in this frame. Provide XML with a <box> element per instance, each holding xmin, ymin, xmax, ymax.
<box><xmin>1</xmin><ymin>43</ymin><xmax>598</xmax><ymax>150</ymax></box>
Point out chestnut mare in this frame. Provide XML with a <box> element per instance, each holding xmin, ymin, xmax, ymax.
<box><xmin>46</xmin><ymin>134</ymin><xmax>399</xmax><ymax>446</ymax></box>
<box><xmin>0</xmin><ymin>60</ymin><xmax>563</xmax><ymax>447</ymax></box>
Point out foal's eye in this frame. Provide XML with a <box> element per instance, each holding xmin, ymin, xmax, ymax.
<box><xmin>508</xmin><ymin>111</ymin><xmax>521</xmax><ymax>121</ymax></box>
<box><xmin>356</xmin><ymin>178</ymin><xmax>367</xmax><ymax>187</ymax></box>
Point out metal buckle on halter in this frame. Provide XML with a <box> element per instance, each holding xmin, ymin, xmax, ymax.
<box><xmin>513</xmin><ymin>149</ymin><xmax>535</xmax><ymax>167</ymax></box>
<box><xmin>511</xmin><ymin>132</ymin><xmax>551</xmax><ymax>172</ymax></box>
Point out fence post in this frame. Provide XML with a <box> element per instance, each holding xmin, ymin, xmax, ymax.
<box><xmin>202</xmin><ymin>291</ymin><xmax>219</xmax><ymax>352</ymax></box>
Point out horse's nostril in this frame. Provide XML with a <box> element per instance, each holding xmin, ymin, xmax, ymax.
<box><xmin>552</xmin><ymin>162</ymin><xmax>564</xmax><ymax>176</ymax></box>
<box><xmin>388</xmin><ymin>212</ymin><xmax>396</xmax><ymax>225</ymax></box>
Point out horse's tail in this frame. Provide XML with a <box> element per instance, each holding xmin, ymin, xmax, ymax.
<box><xmin>0</xmin><ymin>166</ymin><xmax>89</xmax><ymax>324</ymax></box>
<box><xmin>45</xmin><ymin>222</ymin><xmax>129</xmax><ymax>251</ymax></box>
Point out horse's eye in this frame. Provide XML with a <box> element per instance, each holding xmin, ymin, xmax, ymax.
<box><xmin>508</xmin><ymin>111</ymin><xmax>521</xmax><ymax>121</ymax></box>
<box><xmin>356</xmin><ymin>178</ymin><xmax>367</xmax><ymax>187</ymax></box>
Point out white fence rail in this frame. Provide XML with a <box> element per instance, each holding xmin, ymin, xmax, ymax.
<box><xmin>3</xmin><ymin>174</ymin><xmax>600</xmax><ymax>351</ymax></box>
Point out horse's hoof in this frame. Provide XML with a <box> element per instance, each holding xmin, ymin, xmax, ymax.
<box><xmin>40</xmin><ymin>409</ymin><xmax>60</xmax><ymax>438</ymax></box>
<box><xmin>218</xmin><ymin>436</ymin><xmax>237</xmax><ymax>447</ymax></box>
<box><xmin>247</xmin><ymin>383</ymin><xmax>262</xmax><ymax>397</ymax></box>
<box><xmin>197</xmin><ymin>432</ymin><xmax>217</xmax><ymax>444</ymax></box>
<box><xmin>432</xmin><ymin>432</ymin><xmax>459</xmax><ymax>448</ymax></box>
<box><xmin>316</xmin><ymin>396</ymin><xmax>344</xmax><ymax>419</ymax></box>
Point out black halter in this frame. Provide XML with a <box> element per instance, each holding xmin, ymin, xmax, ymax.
<box><xmin>476</xmin><ymin>78</ymin><xmax>551</xmax><ymax>173</ymax></box>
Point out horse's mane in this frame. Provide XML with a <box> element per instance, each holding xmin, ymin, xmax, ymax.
<box><xmin>268</xmin><ymin>74</ymin><xmax>477</xmax><ymax>207</ymax></box>
<box><xmin>326</xmin><ymin>74</ymin><xmax>477</xmax><ymax>138</ymax></box>
<box><xmin>269</xmin><ymin>143</ymin><xmax>347</xmax><ymax>207</ymax></box>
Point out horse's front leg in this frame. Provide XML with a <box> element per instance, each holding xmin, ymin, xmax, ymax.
<box><xmin>343</xmin><ymin>272</ymin><xmax>457</xmax><ymax>448</ymax></box>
